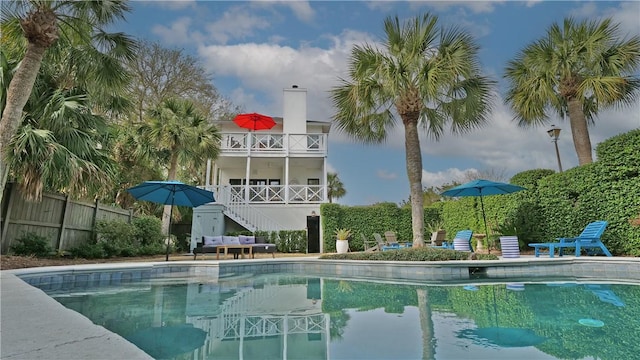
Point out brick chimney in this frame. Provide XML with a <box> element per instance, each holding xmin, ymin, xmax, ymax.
<box><xmin>282</xmin><ymin>85</ymin><xmax>307</xmax><ymax>134</ymax></box>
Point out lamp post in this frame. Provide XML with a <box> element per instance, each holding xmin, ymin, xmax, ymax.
<box><xmin>547</xmin><ymin>125</ymin><xmax>563</xmax><ymax>172</ymax></box>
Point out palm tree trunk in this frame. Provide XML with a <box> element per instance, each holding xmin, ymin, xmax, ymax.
<box><xmin>567</xmin><ymin>98</ymin><xmax>593</xmax><ymax>165</ymax></box>
<box><xmin>417</xmin><ymin>289</ymin><xmax>435</xmax><ymax>360</ymax></box>
<box><xmin>404</xmin><ymin>121</ymin><xmax>425</xmax><ymax>246</ymax></box>
<box><xmin>0</xmin><ymin>43</ymin><xmax>47</xmax><ymax>204</ymax></box>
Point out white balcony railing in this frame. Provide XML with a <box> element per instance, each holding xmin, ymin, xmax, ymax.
<box><xmin>220</xmin><ymin>132</ymin><xmax>326</xmax><ymax>155</ymax></box>
<box><xmin>207</xmin><ymin>185</ymin><xmax>326</xmax><ymax>204</ymax></box>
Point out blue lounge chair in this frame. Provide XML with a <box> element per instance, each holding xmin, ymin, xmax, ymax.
<box><xmin>452</xmin><ymin>230</ymin><xmax>474</xmax><ymax>252</ymax></box>
<box><xmin>584</xmin><ymin>284</ymin><xmax>625</xmax><ymax>307</ymax></box>
<box><xmin>528</xmin><ymin>220</ymin><xmax>612</xmax><ymax>258</ymax></box>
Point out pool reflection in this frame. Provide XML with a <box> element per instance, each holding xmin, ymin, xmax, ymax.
<box><xmin>49</xmin><ymin>275</ymin><xmax>640</xmax><ymax>360</ymax></box>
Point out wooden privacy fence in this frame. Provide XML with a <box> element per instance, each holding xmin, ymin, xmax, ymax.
<box><xmin>1</xmin><ymin>183</ymin><xmax>133</xmax><ymax>254</ymax></box>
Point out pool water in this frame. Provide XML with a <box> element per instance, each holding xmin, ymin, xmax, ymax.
<box><xmin>44</xmin><ymin>274</ymin><xmax>640</xmax><ymax>360</ymax></box>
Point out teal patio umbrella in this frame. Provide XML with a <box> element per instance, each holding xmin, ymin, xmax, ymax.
<box><xmin>441</xmin><ymin>179</ymin><xmax>526</xmax><ymax>252</ymax></box>
<box><xmin>127</xmin><ymin>180</ymin><xmax>215</xmax><ymax>261</ymax></box>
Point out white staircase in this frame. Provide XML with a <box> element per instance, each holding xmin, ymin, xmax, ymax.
<box><xmin>216</xmin><ymin>186</ymin><xmax>284</xmax><ymax>232</ymax></box>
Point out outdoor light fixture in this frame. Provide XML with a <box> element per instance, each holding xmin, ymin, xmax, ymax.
<box><xmin>547</xmin><ymin>125</ymin><xmax>563</xmax><ymax>172</ymax></box>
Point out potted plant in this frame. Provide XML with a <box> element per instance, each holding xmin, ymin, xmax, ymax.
<box><xmin>334</xmin><ymin>228</ymin><xmax>351</xmax><ymax>254</ymax></box>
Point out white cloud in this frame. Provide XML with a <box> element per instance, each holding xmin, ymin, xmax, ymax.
<box><xmin>252</xmin><ymin>0</ymin><xmax>315</xmax><ymax>22</ymax></box>
<box><xmin>525</xmin><ymin>0</ymin><xmax>543</xmax><ymax>8</ymax></box>
<box><xmin>197</xmin><ymin>29</ymin><xmax>375</xmax><ymax>120</ymax></box>
<box><xmin>147</xmin><ymin>0</ymin><xmax>197</xmax><ymax>11</ymax></box>
<box><xmin>151</xmin><ymin>17</ymin><xmax>206</xmax><ymax>45</ymax></box>
<box><xmin>420</xmin><ymin>1</ymin><xmax>504</xmax><ymax>14</ymax></box>
<box><xmin>283</xmin><ymin>1</ymin><xmax>315</xmax><ymax>22</ymax></box>
<box><xmin>569</xmin><ymin>2</ymin><xmax>599</xmax><ymax>18</ymax></box>
<box><xmin>205</xmin><ymin>6</ymin><xmax>273</xmax><ymax>45</ymax></box>
<box><xmin>377</xmin><ymin>170</ymin><xmax>398</xmax><ymax>180</ymax></box>
<box><xmin>570</xmin><ymin>1</ymin><xmax>640</xmax><ymax>36</ymax></box>
<box><xmin>603</xmin><ymin>2</ymin><xmax>640</xmax><ymax>37</ymax></box>
<box><xmin>422</xmin><ymin>168</ymin><xmax>477</xmax><ymax>188</ymax></box>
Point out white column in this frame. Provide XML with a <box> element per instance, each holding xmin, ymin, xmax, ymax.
<box><xmin>205</xmin><ymin>159</ymin><xmax>211</xmax><ymax>188</ymax></box>
<box><xmin>213</xmin><ymin>163</ymin><xmax>219</xmax><ymax>186</ymax></box>
<box><xmin>323</xmin><ymin>157</ymin><xmax>328</xmax><ymax>202</ymax></box>
<box><xmin>284</xmin><ymin>157</ymin><xmax>290</xmax><ymax>203</ymax></box>
<box><xmin>245</xmin><ymin>157</ymin><xmax>251</xmax><ymax>203</ymax></box>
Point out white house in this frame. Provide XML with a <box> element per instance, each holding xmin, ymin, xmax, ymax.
<box><xmin>190</xmin><ymin>86</ymin><xmax>330</xmax><ymax>252</ymax></box>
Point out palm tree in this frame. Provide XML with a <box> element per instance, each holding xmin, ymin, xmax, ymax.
<box><xmin>504</xmin><ymin>18</ymin><xmax>640</xmax><ymax>165</ymax></box>
<box><xmin>137</xmin><ymin>98</ymin><xmax>221</xmax><ymax>235</ymax></box>
<box><xmin>331</xmin><ymin>14</ymin><xmax>494</xmax><ymax>246</ymax></box>
<box><xmin>0</xmin><ymin>0</ymin><xmax>135</xmax><ymax>203</ymax></box>
<box><xmin>327</xmin><ymin>172</ymin><xmax>346</xmax><ymax>203</ymax></box>
<box><xmin>4</xmin><ymin>64</ymin><xmax>116</xmax><ymax>201</ymax></box>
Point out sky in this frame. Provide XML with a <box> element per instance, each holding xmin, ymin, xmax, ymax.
<box><xmin>114</xmin><ymin>1</ymin><xmax>640</xmax><ymax>206</ymax></box>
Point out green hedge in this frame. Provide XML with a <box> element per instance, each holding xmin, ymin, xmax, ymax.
<box><xmin>320</xmin><ymin>202</ymin><xmax>440</xmax><ymax>252</ymax></box>
<box><xmin>320</xmin><ymin>129</ymin><xmax>640</xmax><ymax>256</ymax></box>
<box><xmin>251</xmin><ymin>230</ymin><xmax>307</xmax><ymax>253</ymax></box>
<box><xmin>534</xmin><ymin>129</ymin><xmax>640</xmax><ymax>255</ymax></box>
<box><xmin>320</xmin><ymin>246</ymin><xmax>498</xmax><ymax>261</ymax></box>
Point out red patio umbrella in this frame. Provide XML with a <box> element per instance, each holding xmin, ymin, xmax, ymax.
<box><xmin>233</xmin><ymin>112</ymin><xmax>276</xmax><ymax>131</ymax></box>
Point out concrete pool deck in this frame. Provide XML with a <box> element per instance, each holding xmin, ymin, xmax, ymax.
<box><xmin>1</xmin><ymin>255</ymin><xmax>639</xmax><ymax>360</ymax></box>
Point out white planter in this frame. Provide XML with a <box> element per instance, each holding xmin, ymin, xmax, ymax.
<box><xmin>336</xmin><ymin>239</ymin><xmax>349</xmax><ymax>254</ymax></box>
<box><xmin>499</xmin><ymin>236</ymin><xmax>520</xmax><ymax>258</ymax></box>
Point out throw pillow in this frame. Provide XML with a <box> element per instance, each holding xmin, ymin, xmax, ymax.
<box><xmin>223</xmin><ymin>236</ymin><xmax>240</xmax><ymax>245</ymax></box>
<box><xmin>239</xmin><ymin>235</ymin><xmax>256</xmax><ymax>244</ymax></box>
<box><xmin>203</xmin><ymin>235</ymin><xmax>222</xmax><ymax>247</ymax></box>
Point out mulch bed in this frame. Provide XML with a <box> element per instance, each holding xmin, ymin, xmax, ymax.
<box><xmin>0</xmin><ymin>255</ymin><xmax>168</xmax><ymax>270</ymax></box>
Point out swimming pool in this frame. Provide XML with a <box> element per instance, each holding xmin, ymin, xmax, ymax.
<box><xmin>21</xmin><ymin>260</ymin><xmax>640</xmax><ymax>360</ymax></box>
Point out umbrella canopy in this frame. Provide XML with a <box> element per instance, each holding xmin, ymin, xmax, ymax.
<box><xmin>457</xmin><ymin>326</ymin><xmax>547</xmax><ymax>348</ymax></box>
<box><xmin>127</xmin><ymin>181</ymin><xmax>215</xmax><ymax>260</ymax></box>
<box><xmin>125</xmin><ymin>324</ymin><xmax>207</xmax><ymax>359</ymax></box>
<box><xmin>440</xmin><ymin>180</ymin><xmax>526</xmax><ymax>252</ymax></box>
<box><xmin>127</xmin><ymin>180</ymin><xmax>215</xmax><ymax>208</ymax></box>
<box><xmin>457</xmin><ymin>284</ymin><xmax>546</xmax><ymax>348</ymax></box>
<box><xmin>233</xmin><ymin>112</ymin><xmax>276</xmax><ymax>131</ymax></box>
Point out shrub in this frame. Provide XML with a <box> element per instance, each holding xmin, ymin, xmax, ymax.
<box><xmin>174</xmin><ymin>232</ymin><xmax>191</xmax><ymax>253</ymax></box>
<box><xmin>132</xmin><ymin>216</ymin><xmax>163</xmax><ymax>246</ymax></box>
<box><xmin>10</xmin><ymin>232</ymin><xmax>52</xmax><ymax>257</ymax></box>
<box><xmin>276</xmin><ymin>230</ymin><xmax>307</xmax><ymax>253</ymax></box>
<box><xmin>319</xmin><ymin>247</ymin><xmax>499</xmax><ymax>261</ymax></box>
<box><xmin>95</xmin><ymin>220</ymin><xmax>136</xmax><ymax>257</ymax></box>
<box><xmin>137</xmin><ymin>243</ymin><xmax>165</xmax><ymax>256</ymax></box>
<box><xmin>68</xmin><ymin>243</ymin><xmax>105</xmax><ymax>259</ymax></box>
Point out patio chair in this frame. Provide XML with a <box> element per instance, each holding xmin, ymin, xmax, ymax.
<box><xmin>361</xmin><ymin>233</ymin><xmax>379</xmax><ymax>252</ymax></box>
<box><xmin>374</xmin><ymin>232</ymin><xmax>399</xmax><ymax>251</ymax></box>
<box><xmin>430</xmin><ymin>230</ymin><xmax>447</xmax><ymax>246</ymax></box>
<box><xmin>431</xmin><ymin>230</ymin><xmax>473</xmax><ymax>251</ymax></box>
<box><xmin>385</xmin><ymin>230</ymin><xmax>410</xmax><ymax>247</ymax></box>
<box><xmin>528</xmin><ymin>220</ymin><xmax>611</xmax><ymax>258</ymax></box>
<box><xmin>452</xmin><ymin>230</ymin><xmax>474</xmax><ymax>252</ymax></box>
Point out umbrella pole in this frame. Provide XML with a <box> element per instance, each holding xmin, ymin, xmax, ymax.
<box><xmin>165</xmin><ymin>195</ymin><xmax>174</xmax><ymax>262</ymax></box>
<box><xmin>479</xmin><ymin>195</ymin><xmax>490</xmax><ymax>254</ymax></box>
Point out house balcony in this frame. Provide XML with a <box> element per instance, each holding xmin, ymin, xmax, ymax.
<box><xmin>204</xmin><ymin>185</ymin><xmax>326</xmax><ymax>204</ymax></box>
<box><xmin>220</xmin><ymin>132</ymin><xmax>327</xmax><ymax>157</ymax></box>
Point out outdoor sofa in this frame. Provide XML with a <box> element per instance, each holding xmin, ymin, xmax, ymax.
<box><xmin>193</xmin><ymin>235</ymin><xmax>277</xmax><ymax>260</ymax></box>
